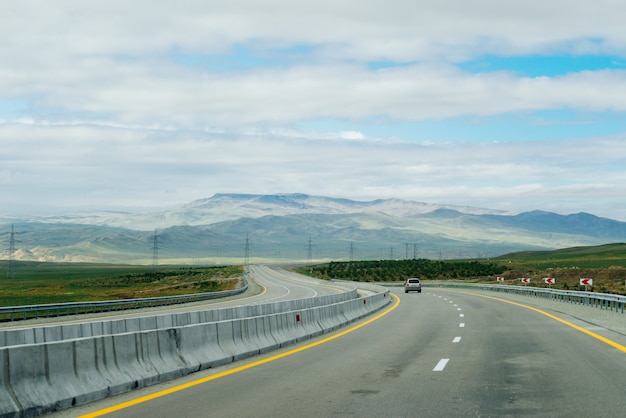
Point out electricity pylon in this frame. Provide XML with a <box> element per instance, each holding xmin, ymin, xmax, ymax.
<box><xmin>7</xmin><ymin>224</ymin><xmax>17</xmax><ymax>278</ymax></box>
<box><xmin>151</xmin><ymin>229</ymin><xmax>161</xmax><ymax>268</ymax></box>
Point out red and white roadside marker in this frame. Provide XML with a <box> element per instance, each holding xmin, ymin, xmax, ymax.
<box><xmin>580</xmin><ymin>278</ymin><xmax>593</xmax><ymax>286</ymax></box>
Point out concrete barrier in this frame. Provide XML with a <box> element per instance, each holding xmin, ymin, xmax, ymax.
<box><xmin>0</xmin><ymin>288</ymin><xmax>391</xmax><ymax>417</ymax></box>
<box><xmin>0</xmin><ymin>349</ymin><xmax>20</xmax><ymax>418</ymax></box>
<box><xmin>0</xmin><ymin>290</ymin><xmax>360</xmax><ymax>349</ymax></box>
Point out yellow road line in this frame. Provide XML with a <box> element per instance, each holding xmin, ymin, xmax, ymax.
<box><xmin>79</xmin><ymin>294</ymin><xmax>400</xmax><ymax>417</ymax></box>
<box><xmin>448</xmin><ymin>290</ymin><xmax>626</xmax><ymax>353</ymax></box>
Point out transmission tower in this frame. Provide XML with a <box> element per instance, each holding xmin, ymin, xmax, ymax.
<box><xmin>404</xmin><ymin>242</ymin><xmax>418</xmax><ymax>259</ymax></box>
<box><xmin>349</xmin><ymin>241</ymin><xmax>355</xmax><ymax>262</ymax></box>
<box><xmin>306</xmin><ymin>237</ymin><xmax>314</xmax><ymax>262</ymax></box>
<box><xmin>5</xmin><ymin>224</ymin><xmax>18</xmax><ymax>279</ymax></box>
<box><xmin>151</xmin><ymin>229</ymin><xmax>161</xmax><ymax>268</ymax></box>
<box><xmin>244</xmin><ymin>232</ymin><xmax>250</xmax><ymax>266</ymax></box>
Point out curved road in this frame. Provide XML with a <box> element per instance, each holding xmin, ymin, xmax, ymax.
<box><xmin>53</xmin><ymin>288</ymin><xmax>626</xmax><ymax>417</ymax></box>
<box><xmin>246</xmin><ymin>265</ymin><xmax>350</xmax><ymax>302</ymax></box>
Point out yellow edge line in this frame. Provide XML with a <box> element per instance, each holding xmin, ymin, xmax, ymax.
<box><xmin>448</xmin><ymin>289</ymin><xmax>626</xmax><ymax>353</ymax></box>
<box><xmin>79</xmin><ymin>294</ymin><xmax>400</xmax><ymax>417</ymax></box>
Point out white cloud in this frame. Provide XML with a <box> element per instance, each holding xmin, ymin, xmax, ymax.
<box><xmin>2</xmin><ymin>1</ymin><xmax>626</xmax><ymax>220</ymax></box>
<box><xmin>1</xmin><ymin>1</ymin><xmax>626</xmax><ymax>128</ymax></box>
<box><xmin>4</xmin><ymin>61</ymin><xmax>626</xmax><ymax>127</ymax></box>
<box><xmin>2</xmin><ymin>122</ymin><xmax>626</xmax><ymax>220</ymax></box>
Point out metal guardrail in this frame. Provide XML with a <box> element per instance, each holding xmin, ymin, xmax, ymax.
<box><xmin>424</xmin><ymin>282</ymin><xmax>625</xmax><ymax>314</ymax></box>
<box><xmin>0</xmin><ymin>280</ymin><xmax>248</xmax><ymax>322</ymax></box>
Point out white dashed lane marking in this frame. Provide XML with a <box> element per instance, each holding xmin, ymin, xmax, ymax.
<box><xmin>427</xmin><ymin>293</ymin><xmax>466</xmax><ymax>372</ymax></box>
<box><xmin>433</xmin><ymin>358</ymin><xmax>450</xmax><ymax>371</ymax></box>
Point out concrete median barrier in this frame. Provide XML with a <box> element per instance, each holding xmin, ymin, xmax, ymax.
<box><xmin>0</xmin><ymin>287</ymin><xmax>391</xmax><ymax>417</ymax></box>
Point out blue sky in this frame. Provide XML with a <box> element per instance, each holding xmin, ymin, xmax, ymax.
<box><xmin>2</xmin><ymin>1</ymin><xmax>626</xmax><ymax>221</ymax></box>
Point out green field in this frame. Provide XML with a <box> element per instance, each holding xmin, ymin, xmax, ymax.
<box><xmin>0</xmin><ymin>261</ymin><xmax>243</xmax><ymax>307</ymax></box>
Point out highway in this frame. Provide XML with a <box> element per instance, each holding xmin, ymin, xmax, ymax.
<box><xmin>52</xmin><ymin>287</ymin><xmax>626</xmax><ymax>418</ymax></box>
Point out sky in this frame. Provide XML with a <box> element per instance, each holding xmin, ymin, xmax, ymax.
<box><xmin>2</xmin><ymin>1</ymin><xmax>626</xmax><ymax>220</ymax></box>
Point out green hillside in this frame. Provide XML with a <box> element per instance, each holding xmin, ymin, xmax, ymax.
<box><xmin>496</xmin><ymin>242</ymin><xmax>626</xmax><ymax>269</ymax></box>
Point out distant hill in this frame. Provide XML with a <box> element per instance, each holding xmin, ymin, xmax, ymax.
<box><xmin>2</xmin><ymin>193</ymin><xmax>626</xmax><ymax>264</ymax></box>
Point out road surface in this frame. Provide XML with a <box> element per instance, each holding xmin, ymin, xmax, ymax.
<box><xmin>53</xmin><ymin>288</ymin><xmax>626</xmax><ymax>417</ymax></box>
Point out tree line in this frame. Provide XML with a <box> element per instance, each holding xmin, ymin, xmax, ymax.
<box><xmin>304</xmin><ymin>259</ymin><xmax>509</xmax><ymax>282</ymax></box>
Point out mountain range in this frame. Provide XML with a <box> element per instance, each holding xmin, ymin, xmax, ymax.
<box><xmin>2</xmin><ymin>193</ymin><xmax>626</xmax><ymax>265</ymax></box>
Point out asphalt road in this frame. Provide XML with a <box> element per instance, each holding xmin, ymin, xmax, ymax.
<box><xmin>246</xmin><ymin>265</ymin><xmax>350</xmax><ymax>301</ymax></box>
<box><xmin>56</xmin><ymin>288</ymin><xmax>626</xmax><ymax>418</ymax></box>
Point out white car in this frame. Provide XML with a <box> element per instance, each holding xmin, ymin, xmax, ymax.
<box><xmin>404</xmin><ymin>278</ymin><xmax>422</xmax><ymax>293</ymax></box>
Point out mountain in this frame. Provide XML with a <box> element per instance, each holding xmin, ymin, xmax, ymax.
<box><xmin>1</xmin><ymin>193</ymin><xmax>625</xmax><ymax>264</ymax></box>
<box><xmin>11</xmin><ymin>193</ymin><xmax>506</xmax><ymax>230</ymax></box>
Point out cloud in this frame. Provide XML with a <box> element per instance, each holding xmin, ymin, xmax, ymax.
<box><xmin>1</xmin><ymin>1</ymin><xmax>626</xmax><ymax>128</ymax></box>
<box><xmin>4</xmin><ymin>61</ymin><xmax>626</xmax><ymax>127</ymax></box>
<box><xmin>2</xmin><ymin>1</ymin><xmax>626</xmax><ymax>221</ymax></box>
<box><xmin>2</xmin><ymin>122</ymin><xmax>626</xmax><ymax>220</ymax></box>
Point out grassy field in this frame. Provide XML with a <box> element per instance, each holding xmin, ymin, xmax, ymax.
<box><xmin>0</xmin><ymin>261</ymin><xmax>243</xmax><ymax>307</ymax></box>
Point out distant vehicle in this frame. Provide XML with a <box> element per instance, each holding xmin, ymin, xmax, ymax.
<box><xmin>404</xmin><ymin>278</ymin><xmax>422</xmax><ymax>293</ymax></box>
